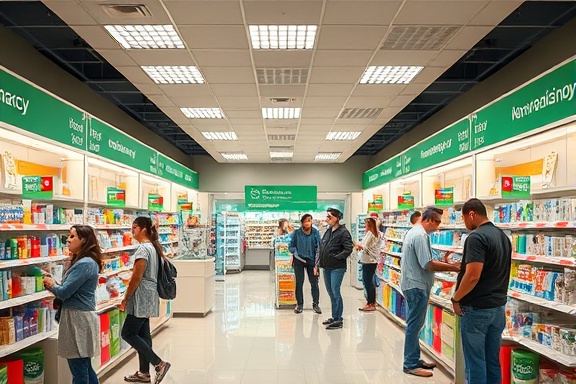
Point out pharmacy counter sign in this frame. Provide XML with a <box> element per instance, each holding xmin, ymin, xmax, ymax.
<box><xmin>245</xmin><ymin>185</ymin><xmax>317</xmax><ymax>211</ymax></box>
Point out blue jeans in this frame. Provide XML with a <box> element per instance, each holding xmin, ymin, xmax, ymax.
<box><xmin>460</xmin><ymin>305</ymin><xmax>506</xmax><ymax>384</ymax></box>
<box><xmin>323</xmin><ymin>268</ymin><xmax>346</xmax><ymax>320</ymax></box>
<box><xmin>403</xmin><ymin>288</ymin><xmax>429</xmax><ymax>370</ymax></box>
<box><xmin>67</xmin><ymin>357</ymin><xmax>98</xmax><ymax>384</ymax></box>
<box><xmin>122</xmin><ymin>314</ymin><xmax>161</xmax><ymax>373</ymax></box>
<box><xmin>361</xmin><ymin>263</ymin><xmax>377</xmax><ymax>305</ymax></box>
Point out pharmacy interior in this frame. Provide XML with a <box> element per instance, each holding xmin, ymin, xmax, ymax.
<box><xmin>0</xmin><ymin>65</ymin><xmax>210</xmax><ymax>382</ymax></box>
<box><xmin>360</xmin><ymin>57</ymin><xmax>576</xmax><ymax>383</ymax></box>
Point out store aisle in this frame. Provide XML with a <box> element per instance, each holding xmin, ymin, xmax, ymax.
<box><xmin>101</xmin><ymin>271</ymin><xmax>452</xmax><ymax>384</ymax></box>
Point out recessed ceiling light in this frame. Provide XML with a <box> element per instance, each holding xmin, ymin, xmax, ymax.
<box><xmin>104</xmin><ymin>25</ymin><xmax>184</xmax><ymax>49</ymax></box>
<box><xmin>359</xmin><ymin>66</ymin><xmax>423</xmax><ymax>84</ymax></box>
<box><xmin>315</xmin><ymin>152</ymin><xmax>342</xmax><ymax>161</ymax></box>
<box><xmin>221</xmin><ymin>153</ymin><xmax>248</xmax><ymax>160</ymax></box>
<box><xmin>249</xmin><ymin>25</ymin><xmax>317</xmax><ymax>50</ymax></box>
<box><xmin>142</xmin><ymin>66</ymin><xmax>205</xmax><ymax>84</ymax></box>
<box><xmin>270</xmin><ymin>152</ymin><xmax>294</xmax><ymax>158</ymax></box>
<box><xmin>325</xmin><ymin>132</ymin><xmax>362</xmax><ymax>141</ymax></box>
<box><xmin>262</xmin><ymin>108</ymin><xmax>301</xmax><ymax>119</ymax></box>
<box><xmin>181</xmin><ymin>108</ymin><xmax>224</xmax><ymax>119</ymax></box>
<box><xmin>202</xmin><ymin>132</ymin><xmax>238</xmax><ymax>140</ymax></box>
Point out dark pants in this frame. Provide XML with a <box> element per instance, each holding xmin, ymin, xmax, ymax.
<box><xmin>293</xmin><ymin>259</ymin><xmax>319</xmax><ymax>306</ymax></box>
<box><xmin>121</xmin><ymin>314</ymin><xmax>161</xmax><ymax>373</ymax></box>
<box><xmin>67</xmin><ymin>357</ymin><xmax>98</xmax><ymax>384</ymax></box>
<box><xmin>361</xmin><ymin>263</ymin><xmax>377</xmax><ymax>305</ymax></box>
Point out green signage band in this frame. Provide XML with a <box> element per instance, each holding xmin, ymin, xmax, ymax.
<box><xmin>157</xmin><ymin>153</ymin><xmax>199</xmax><ymax>190</ymax></box>
<box><xmin>245</xmin><ymin>185</ymin><xmax>317</xmax><ymax>211</ymax></box>
<box><xmin>363</xmin><ymin>58</ymin><xmax>576</xmax><ymax>189</ymax></box>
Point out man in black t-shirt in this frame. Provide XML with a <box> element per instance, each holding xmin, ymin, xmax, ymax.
<box><xmin>451</xmin><ymin>198</ymin><xmax>511</xmax><ymax>384</ymax></box>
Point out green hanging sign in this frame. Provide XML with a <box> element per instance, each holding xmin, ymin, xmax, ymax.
<box><xmin>157</xmin><ymin>153</ymin><xmax>199</xmax><ymax>190</ymax></box>
<box><xmin>22</xmin><ymin>176</ymin><xmax>53</xmax><ymax>199</ymax></box>
<box><xmin>435</xmin><ymin>187</ymin><xmax>454</xmax><ymax>206</ymax></box>
<box><xmin>106</xmin><ymin>187</ymin><xmax>126</xmax><ymax>207</ymax></box>
<box><xmin>147</xmin><ymin>194</ymin><xmax>164</xmax><ymax>212</ymax></box>
<box><xmin>501</xmin><ymin>176</ymin><xmax>531</xmax><ymax>199</ymax></box>
<box><xmin>245</xmin><ymin>185</ymin><xmax>317</xmax><ymax>211</ymax></box>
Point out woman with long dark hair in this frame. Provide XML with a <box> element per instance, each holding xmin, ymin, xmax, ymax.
<box><xmin>121</xmin><ymin>216</ymin><xmax>170</xmax><ymax>384</ymax></box>
<box><xmin>43</xmin><ymin>225</ymin><xmax>102</xmax><ymax>384</ymax></box>
<box><xmin>355</xmin><ymin>217</ymin><xmax>382</xmax><ymax>311</ymax></box>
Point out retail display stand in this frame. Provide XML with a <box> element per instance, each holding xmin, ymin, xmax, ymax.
<box><xmin>274</xmin><ymin>234</ymin><xmax>296</xmax><ymax>308</ymax></box>
<box><xmin>217</xmin><ymin>212</ymin><xmax>244</xmax><ymax>273</ymax></box>
<box><xmin>349</xmin><ymin>214</ymin><xmax>368</xmax><ymax>290</ymax></box>
<box><xmin>244</xmin><ymin>222</ymin><xmax>275</xmax><ymax>270</ymax></box>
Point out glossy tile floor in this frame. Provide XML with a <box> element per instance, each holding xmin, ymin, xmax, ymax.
<box><xmin>102</xmin><ymin>271</ymin><xmax>452</xmax><ymax>384</ymax></box>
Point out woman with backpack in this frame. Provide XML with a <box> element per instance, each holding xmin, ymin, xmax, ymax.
<box><xmin>120</xmin><ymin>216</ymin><xmax>171</xmax><ymax>384</ymax></box>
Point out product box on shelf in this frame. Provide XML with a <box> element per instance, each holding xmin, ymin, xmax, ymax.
<box><xmin>99</xmin><ymin>312</ymin><xmax>110</xmax><ymax>365</ymax></box>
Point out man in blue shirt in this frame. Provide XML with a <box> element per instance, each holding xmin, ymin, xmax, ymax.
<box><xmin>289</xmin><ymin>213</ymin><xmax>322</xmax><ymax>314</ymax></box>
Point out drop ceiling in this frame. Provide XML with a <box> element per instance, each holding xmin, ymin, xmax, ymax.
<box><xmin>1</xmin><ymin>1</ymin><xmax>575</xmax><ymax>163</ymax></box>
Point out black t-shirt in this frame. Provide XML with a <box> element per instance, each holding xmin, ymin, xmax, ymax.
<box><xmin>456</xmin><ymin>222</ymin><xmax>512</xmax><ymax>308</ymax></box>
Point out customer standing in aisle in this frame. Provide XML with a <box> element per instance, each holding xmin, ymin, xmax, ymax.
<box><xmin>120</xmin><ymin>216</ymin><xmax>171</xmax><ymax>384</ymax></box>
<box><xmin>318</xmin><ymin>208</ymin><xmax>353</xmax><ymax>330</ymax></box>
<box><xmin>276</xmin><ymin>218</ymin><xmax>294</xmax><ymax>236</ymax></box>
<box><xmin>451</xmin><ymin>198</ymin><xmax>512</xmax><ymax>384</ymax></box>
<box><xmin>355</xmin><ymin>217</ymin><xmax>381</xmax><ymax>312</ymax></box>
<box><xmin>43</xmin><ymin>225</ymin><xmax>102</xmax><ymax>384</ymax></box>
<box><xmin>401</xmin><ymin>207</ymin><xmax>460</xmax><ymax>377</ymax></box>
<box><xmin>289</xmin><ymin>213</ymin><xmax>322</xmax><ymax>314</ymax></box>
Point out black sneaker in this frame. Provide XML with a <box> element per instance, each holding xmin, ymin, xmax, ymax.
<box><xmin>326</xmin><ymin>320</ymin><xmax>343</xmax><ymax>330</ymax></box>
<box><xmin>312</xmin><ymin>304</ymin><xmax>322</xmax><ymax>314</ymax></box>
<box><xmin>294</xmin><ymin>305</ymin><xmax>303</xmax><ymax>314</ymax></box>
<box><xmin>322</xmin><ymin>318</ymin><xmax>334</xmax><ymax>325</ymax></box>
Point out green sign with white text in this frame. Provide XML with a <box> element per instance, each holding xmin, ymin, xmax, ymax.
<box><xmin>157</xmin><ymin>153</ymin><xmax>199</xmax><ymax>189</ymax></box>
<box><xmin>245</xmin><ymin>185</ymin><xmax>317</xmax><ymax>211</ymax></box>
<box><xmin>501</xmin><ymin>176</ymin><xmax>531</xmax><ymax>199</ymax></box>
<box><xmin>22</xmin><ymin>176</ymin><xmax>53</xmax><ymax>199</ymax></box>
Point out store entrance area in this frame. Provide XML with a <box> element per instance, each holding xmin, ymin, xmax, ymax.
<box><xmin>101</xmin><ymin>271</ymin><xmax>451</xmax><ymax>384</ymax></box>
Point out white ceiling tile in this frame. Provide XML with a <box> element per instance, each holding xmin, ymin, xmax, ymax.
<box><xmin>301</xmin><ymin>108</ymin><xmax>340</xmax><ymax>118</ymax></box>
<box><xmin>308</xmin><ymin>67</ymin><xmax>365</xmax><ymax>84</ymax></box>
<box><xmin>253</xmin><ymin>51</ymin><xmax>313</xmax><ymax>67</ymax></box>
<box><xmin>169</xmin><ymin>96</ymin><xmax>219</xmax><ymax>106</ymax></box>
<box><xmin>127</xmin><ymin>50</ymin><xmax>194</xmax><ymax>66</ymax></box>
<box><xmin>394</xmin><ymin>1</ymin><xmax>486</xmax><ymax>25</ymax></box>
<box><xmin>306</xmin><ymin>84</ymin><xmax>356</xmax><ymax>96</ymax></box>
<box><xmin>180</xmin><ymin>26</ymin><xmax>249</xmax><ymax>49</ymax></box>
<box><xmin>134</xmin><ymin>83</ymin><xmax>164</xmax><ymax>95</ymax></box>
<box><xmin>188</xmin><ymin>119</ymin><xmax>230</xmax><ymax>128</ymax></box>
<box><xmin>242</xmin><ymin>1</ymin><xmax>323</xmax><ymax>24</ymax></box>
<box><xmin>411</xmin><ymin>66</ymin><xmax>445</xmax><ymax>84</ymax></box>
<box><xmin>97</xmin><ymin>49</ymin><xmax>137</xmax><ymax>67</ymax></box>
<box><xmin>147</xmin><ymin>95</ymin><xmax>175</xmax><ymax>108</ymax></box>
<box><xmin>313</xmin><ymin>50</ymin><xmax>374</xmax><ymax>67</ymax></box>
<box><xmin>444</xmin><ymin>26</ymin><xmax>493</xmax><ymax>50</ymax></box>
<box><xmin>317</xmin><ymin>26</ymin><xmax>388</xmax><ymax>50</ymax></box>
<box><xmin>345</xmin><ymin>97</ymin><xmax>392</xmax><ymax>108</ymax></box>
<box><xmin>226</xmin><ymin>110</ymin><xmax>262</xmax><ymax>118</ymax></box>
<box><xmin>202</xmin><ymin>67</ymin><xmax>255</xmax><ymax>84</ymax></box>
<box><xmin>230</xmin><ymin>119</ymin><xmax>265</xmax><ymax>126</ymax></box>
<box><xmin>193</xmin><ymin>50</ymin><xmax>253</xmax><ymax>67</ymax></box>
<box><xmin>303</xmin><ymin>97</ymin><xmax>348</xmax><ymax>108</ymax></box>
<box><xmin>401</xmin><ymin>83</ymin><xmax>429</xmax><ymax>96</ymax></box>
<box><xmin>69</xmin><ymin>26</ymin><xmax>121</xmax><ymax>49</ymax></box>
<box><xmin>210</xmin><ymin>84</ymin><xmax>259</xmax><ymax>97</ymax></box>
<box><xmin>299</xmin><ymin>118</ymin><xmax>336</xmax><ymax>126</ymax></box>
<box><xmin>428</xmin><ymin>50</ymin><xmax>466</xmax><ymax>67</ymax></box>
<box><xmin>469</xmin><ymin>1</ymin><xmax>523</xmax><ymax>26</ymax></box>
<box><xmin>351</xmin><ymin>85</ymin><xmax>405</xmax><ymax>97</ymax></box>
<box><xmin>115</xmin><ymin>66</ymin><xmax>152</xmax><ymax>84</ymax></box>
<box><xmin>217</xmin><ymin>97</ymin><xmax>261</xmax><ymax>109</ymax></box>
<box><xmin>158</xmin><ymin>84</ymin><xmax>214</xmax><ymax>97</ymax></box>
<box><xmin>211</xmin><ymin>142</ymin><xmax>244</xmax><ymax>151</ymax></box>
<box><xmin>44</xmin><ymin>2</ymin><xmax>97</xmax><ymax>24</ymax></box>
<box><xmin>165</xmin><ymin>2</ymin><xmax>243</xmax><ymax>25</ymax></box>
<box><xmin>264</xmin><ymin>120</ymin><xmax>299</xmax><ymax>129</ymax></box>
<box><xmin>323</xmin><ymin>1</ymin><xmax>401</xmax><ymax>25</ymax></box>
<box><xmin>334</xmin><ymin>118</ymin><xmax>375</xmax><ymax>125</ymax></box>
<box><xmin>371</xmin><ymin>50</ymin><xmax>439</xmax><ymax>66</ymax></box>
<box><xmin>389</xmin><ymin>95</ymin><xmax>417</xmax><ymax>107</ymax></box>
<box><xmin>259</xmin><ymin>85</ymin><xmax>306</xmax><ymax>98</ymax></box>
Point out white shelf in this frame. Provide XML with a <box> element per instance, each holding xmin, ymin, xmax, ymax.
<box><xmin>100</xmin><ymin>266</ymin><xmax>132</xmax><ymax>278</ymax></box>
<box><xmin>435</xmin><ymin>272</ymin><xmax>457</xmax><ymax>282</ymax></box>
<box><xmin>96</xmin><ymin>297</ymin><xmax>123</xmax><ymax>313</ymax></box>
<box><xmin>0</xmin><ymin>255</ymin><xmax>68</xmax><ymax>270</ymax></box>
<box><xmin>384</xmin><ymin>236</ymin><xmax>403</xmax><ymax>243</ymax></box>
<box><xmin>102</xmin><ymin>245</ymin><xmax>138</xmax><ymax>253</ymax></box>
<box><xmin>385</xmin><ymin>263</ymin><xmax>401</xmax><ymax>271</ymax></box>
<box><xmin>431</xmin><ymin>244</ymin><xmax>463</xmax><ymax>253</ymax></box>
<box><xmin>0</xmin><ymin>330</ymin><xmax>58</xmax><ymax>359</ymax></box>
<box><xmin>161</xmin><ymin>240</ymin><xmax>179</xmax><ymax>245</ymax></box>
<box><xmin>512</xmin><ymin>252</ymin><xmax>576</xmax><ymax>267</ymax></box>
<box><xmin>93</xmin><ymin>224</ymin><xmax>132</xmax><ymax>230</ymax></box>
<box><xmin>502</xmin><ymin>334</ymin><xmax>576</xmax><ymax>367</ymax></box>
<box><xmin>495</xmin><ymin>221</ymin><xmax>576</xmax><ymax>229</ymax></box>
<box><xmin>508</xmin><ymin>290</ymin><xmax>576</xmax><ymax>315</ymax></box>
<box><xmin>0</xmin><ymin>223</ymin><xmax>71</xmax><ymax>231</ymax></box>
<box><xmin>429</xmin><ymin>294</ymin><xmax>454</xmax><ymax>312</ymax></box>
<box><xmin>383</xmin><ymin>250</ymin><xmax>402</xmax><ymax>257</ymax></box>
<box><xmin>381</xmin><ymin>223</ymin><xmax>412</xmax><ymax>228</ymax></box>
<box><xmin>0</xmin><ymin>291</ymin><xmax>54</xmax><ymax>310</ymax></box>
<box><xmin>438</xmin><ymin>224</ymin><xmax>467</xmax><ymax>230</ymax></box>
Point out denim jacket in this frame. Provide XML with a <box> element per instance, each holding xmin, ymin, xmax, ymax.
<box><xmin>50</xmin><ymin>257</ymin><xmax>99</xmax><ymax>314</ymax></box>
<box><xmin>318</xmin><ymin>225</ymin><xmax>353</xmax><ymax>269</ymax></box>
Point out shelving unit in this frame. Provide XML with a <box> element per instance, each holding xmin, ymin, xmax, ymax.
<box><xmin>350</xmin><ymin>214</ymin><xmax>368</xmax><ymax>289</ymax></box>
<box><xmin>244</xmin><ymin>223</ymin><xmax>276</xmax><ymax>249</ymax></box>
<box><xmin>0</xmin><ymin>330</ymin><xmax>58</xmax><ymax>359</ymax></box>
<box><xmin>217</xmin><ymin>212</ymin><xmax>244</xmax><ymax>272</ymax></box>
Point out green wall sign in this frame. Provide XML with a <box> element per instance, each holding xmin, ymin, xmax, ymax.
<box><xmin>501</xmin><ymin>176</ymin><xmax>531</xmax><ymax>199</ymax></box>
<box><xmin>245</xmin><ymin>185</ymin><xmax>317</xmax><ymax>211</ymax></box>
<box><xmin>22</xmin><ymin>176</ymin><xmax>53</xmax><ymax>199</ymax></box>
<box><xmin>363</xmin><ymin>58</ymin><xmax>576</xmax><ymax>189</ymax></box>
<box><xmin>435</xmin><ymin>187</ymin><xmax>455</xmax><ymax>206</ymax></box>
<box><xmin>157</xmin><ymin>153</ymin><xmax>199</xmax><ymax>190</ymax></box>
<box><xmin>106</xmin><ymin>187</ymin><xmax>126</xmax><ymax>207</ymax></box>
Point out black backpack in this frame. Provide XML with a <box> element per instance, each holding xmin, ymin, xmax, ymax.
<box><xmin>157</xmin><ymin>253</ymin><xmax>177</xmax><ymax>300</ymax></box>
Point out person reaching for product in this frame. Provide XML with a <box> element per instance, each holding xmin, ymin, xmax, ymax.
<box><xmin>318</xmin><ymin>208</ymin><xmax>353</xmax><ymax>330</ymax></box>
<box><xmin>43</xmin><ymin>225</ymin><xmax>102</xmax><ymax>384</ymax></box>
<box><xmin>355</xmin><ymin>217</ymin><xmax>382</xmax><ymax>312</ymax></box>
<box><xmin>289</xmin><ymin>213</ymin><xmax>322</xmax><ymax>314</ymax></box>
<box><xmin>120</xmin><ymin>216</ymin><xmax>171</xmax><ymax>384</ymax></box>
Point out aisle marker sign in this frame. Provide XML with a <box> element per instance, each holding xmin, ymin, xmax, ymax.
<box><xmin>106</xmin><ymin>187</ymin><xmax>126</xmax><ymax>207</ymax></box>
<box><xmin>435</xmin><ymin>187</ymin><xmax>454</xmax><ymax>206</ymax></box>
<box><xmin>245</xmin><ymin>185</ymin><xmax>317</xmax><ymax>211</ymax></box>
<box><xmin>22</xmin><ymin>176</ymin><xmax>53</xmax><ymax>199</ymax></box>
<box><xmin>501</xmin><ymin>176</ymin><xmax>531</xmax><ymax>199</ymax></box>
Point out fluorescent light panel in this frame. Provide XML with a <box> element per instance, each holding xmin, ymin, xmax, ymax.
<box><xmin>262</xmin><ymin>108</ymin><xmax>301</xmax><ymax>119</ymax></box>
<box><xmin>104</xmin><ymin>25</ymin><xmax>184</xmax><ymax>49</ymax></box>
<box><xmin>202</xmin><ymin>132</ymin><xmax>238</xmax><ymax>140</ymax></box>
<box><xmin>142</xmin><ymin>66</ymin><xmax>205</xmax><ymax>84</ymax></box>
<box><xmin>249</xmin><ymin>25</ymin><xmax>317</xmax><ymax>50</ymax></box>
<box><xmin>326</xmin><ymin>131</ymin><xmax>361</xmax><ymax>141</ymax></box>
<box><xmin>270</xmin><ymin>152</ymin><xmax>293</xmax><ymax>158</ymax></box>
<box><xmin>221</xmin><ymin>153</ymin><xmax>248</xmax><ymax>160</ymax></box>
<box><xmin>315</xmin><ymin>152</ymin><xmax>342</xmax><ymax>161</ymax></box>
<box><xmin>181</xmin><ymin>108</ymin><xmax>224</xmax><ymax>119</ymax></box>
<box><xmin>360</xmin><ymin>66</ymin><xmax>423</xmax><ymax>84</ymax></box>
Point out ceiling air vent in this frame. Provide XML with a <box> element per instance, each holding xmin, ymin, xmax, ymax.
<box><xmin>269</xmin><ymin>145</ymin><xmax>294</xmax><ymax>151</ymax></box>
<box><xmin>270</xmin><ymin>97</ymin><xmax>296</xmax><ymax>104</ymax></box>
<box><xmin>256</xmin><ymin>68</ymin><xmax>308</xmax><ymax>84</ymax></box>
<box><xmin>102</xmin><ymin>4</ymin><xmax>152</xmax><ymax>18</ymax></box>
<box><xmin>381</xmin><ymin>26</ymin><xmax>460</xmax><ymax>50</ymax></box>
<box><xmin>339</xmin><ymin>108</ymin><xmax>383</xmax><ymax>119</ymax></box>
<box><xmin>268</xmin><ymin>134</ymin><xmax>296</xmax><ymax>141</ymax></box>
